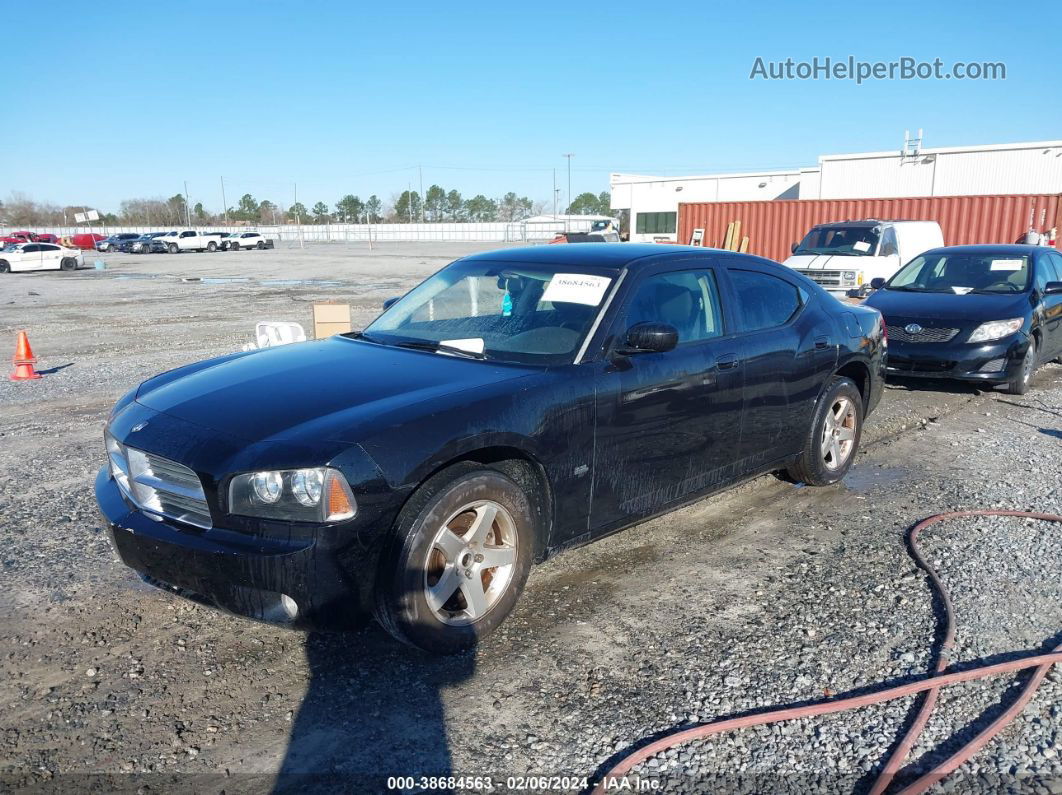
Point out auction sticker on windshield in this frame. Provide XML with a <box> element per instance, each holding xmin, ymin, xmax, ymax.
<box><xmin>990</xmin><ymin>259</ymin><xmax>1024</xmax><ymax>271</ymax></box>
<box><xmin>542</xmin><ymin>274</ymin><xmax>612</xmax><ymax>306</ymax></box>
<box><xmin>853</xmin><ymin>240</ymin><xmax>871</xmax><ymax>252</ymax></box>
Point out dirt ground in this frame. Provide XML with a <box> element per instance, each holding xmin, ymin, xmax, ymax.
<box><xmin>1</xmin><ymin>243</ymin><xmax>1059</xmax><ymax>793</ymax></box>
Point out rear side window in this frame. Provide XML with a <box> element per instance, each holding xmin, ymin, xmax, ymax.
<box><xmin>624</xmin><ymin>270</ymin><xmax>725</xmax><ymax>344</ymax></box>
<box><xmin>729</xmin><ymin>269</ymin><xmax>803</xmax><ymax>332</ymax></box>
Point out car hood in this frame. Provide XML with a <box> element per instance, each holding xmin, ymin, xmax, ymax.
<box><xmin>135</xmin><ymin>337</ymin><xmax>538</xmax><ymax>444</ymax></box>
<box><xmin>864</xmin><ymin>288</ymin><xmax>1029</xmax><ymax>322</ymax></box>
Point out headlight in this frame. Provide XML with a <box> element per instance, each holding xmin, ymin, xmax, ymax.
<box><xmin>967</xmin><ymin>318</ymin><xmax>1023</xmax><ymax>343</ymax></box>
<box><xmin>229</xmin><ymin>467</ymin><xmax>356</xmax><ymax>522</ymax></box>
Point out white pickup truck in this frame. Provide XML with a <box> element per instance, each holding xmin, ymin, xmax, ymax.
<box><xmin>783</xmin><ymin>220</ymin><xmax>943</xmax><ymax>296</ymax></box>
<box><xmin>156</xmin><ymin>230</ymin><xmax>224</xmax><ymax>253</ymax></box>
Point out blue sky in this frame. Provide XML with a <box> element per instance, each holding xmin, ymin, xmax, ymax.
<box><xmin>5</xmin><ymin>0</ymin><xmax>1060</xmax><ymax>213</ymax></box>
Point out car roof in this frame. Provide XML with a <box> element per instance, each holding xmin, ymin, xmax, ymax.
<box><xmin>921</xmin><ymin>244</ymin><xmax>1046</xmax><ymax>256</ymax></box>
<box><xmin>460</xmin><ymin>243</ymin><xmax>755</xmax><ymax>271</ymax></box>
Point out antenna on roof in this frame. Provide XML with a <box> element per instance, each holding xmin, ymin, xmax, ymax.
<box><xmin>902</xmin><ymin>129</ymin><xmax>923</xmax><ymax>158</ymax></box>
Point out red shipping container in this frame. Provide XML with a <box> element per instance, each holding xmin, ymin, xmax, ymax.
<box><xmin>678</xmin><ymin>193</ymin><xmax>1062</xmax><ymax>262</ymax></box>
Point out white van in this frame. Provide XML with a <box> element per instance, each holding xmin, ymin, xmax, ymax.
<box><xmin>783</xmin><ymin>220</ymin><xmax>943</xmax><ymax>296</ymax></box>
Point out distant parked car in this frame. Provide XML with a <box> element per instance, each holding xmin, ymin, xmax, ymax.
<box><xmin>0</xmin><ymin>242</ymin><xmax>84</xmax><ymax>273</ymax></box>
<box><xmin>119</xmin><ymin>233</ymin><xmax>167</xmax><ymax>253</ymax></box>
<box><xmin>97</xmin><ymin>233</ymin><xmax>142</xmax><ymax>252</ymax></box>
<box><xmin>864</xmin><ymin>244</ymin><xmax>1062</xmax><ymax>395</ymax></box>
<box><xmin>227</xmin><ymin>231</ymin><xmax>273</xmax><ymax>250</ymax></box>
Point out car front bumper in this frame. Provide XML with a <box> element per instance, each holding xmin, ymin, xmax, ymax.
<box><xmin>884</xmin><ymin>333</ymin><xmax>1029</xmax><ymax>384</ymax></box>
<box><xmin>96</xmin><ymin>467</ymin><xmax>376</xmax><ymax>629</ymax></box>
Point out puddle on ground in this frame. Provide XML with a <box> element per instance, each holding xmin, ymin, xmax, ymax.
<box><xmin>843</xmin><ymin>464</ymin><xmax>909</xmax><ymax>493</ymax></box>
<box><xmin>260</xmin><ymin>279</ymin><xmax>342</xmax><ymax>287</ymax></box>
<box><xmin>113</xmin><ymin>274</ymin><xmax>160</xmax><ymax>280</ymax></box>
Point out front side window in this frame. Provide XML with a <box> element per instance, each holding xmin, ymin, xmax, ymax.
<box><xmin>635</xmin><ymin>212</ymin><xmax>677</xmax><ymax>235</ymax></box>
<box><xmin>1040</xmin><ymin>252</ymin><xmax>1062</xmax><ymax>285</ymax></box>
<box><xmin>887</xmin><ymin>253</ymin><xmax>1030</xmax><ymax>294</ymax></box>
<box><xmin>623</xmin><ymin>270</ymin><xmax>724</xmax><ymax>344</ymax></box>
<box><xmin>729</xmin><ymin>269</ymin><xmax>803</xmax><ymax>331</ymax></box>
<box><xmin>364</xmin><ymin>260</ymin><xmax>616</xmax><ymax>364</ymax></box>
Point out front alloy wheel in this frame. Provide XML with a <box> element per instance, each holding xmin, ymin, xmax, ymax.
<box><xmin>424</xmin><ymin>500</ymin><xmax>518</xmax><ymax>626</ymax></box>
<box><xmin>374</xmin><ymin>465</ymin><xmax>533</xmax><ymax>654</ymax></box>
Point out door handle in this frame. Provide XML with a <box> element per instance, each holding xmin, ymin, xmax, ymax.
<box><xmin>716</xmin><ymin>354</ymin><xmax>739</xmax><ymax>370</ymax></box>
<box><xmin>815</xmin><ymin>336</ymin><xmax>830</xmax><ymax>350</ymax></box>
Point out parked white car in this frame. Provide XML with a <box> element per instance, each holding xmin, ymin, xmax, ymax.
<box><xmin>225</xmin><ymin>231</ymin><xmax>274</xmax><ymax>250</ymax></box>
<box><xmin>0</xmin><ymin>242</ymin><xmax>85</xmax><ymax>273</ymax></box>
<box><xmin>156</xmin><ymin>230</ymin><xmax>224</xmax><ymax>253</ymax></box>
<box><xmin>783</xmin><ymin>220</ymin><xmax>944</xmax><ymax>296</ymax></box>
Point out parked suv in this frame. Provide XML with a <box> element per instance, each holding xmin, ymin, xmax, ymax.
<box><xmin>226</xmin><ymin>231</ymin><xmax>273</xmax><ymax>250</ymax></box>
<box><xmin>97</xmin><ymin>233</ymin><xmax>142</xmax><ymax>252</ymax></box>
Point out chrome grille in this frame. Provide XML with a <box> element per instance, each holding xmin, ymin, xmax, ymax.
<box><xmin>796</xmin><ymin>269</ymin><xmax>842</xmax><ymax>287</ymax></box>
<box><xmin>886</xmin><ymin>325</ymin><xmax>960</xmax><ymax>343</ymax></box>
<box><xmin>106</xmin><ymin>434</ymin><xmax>212</xmax><ymax>529</ymax></box>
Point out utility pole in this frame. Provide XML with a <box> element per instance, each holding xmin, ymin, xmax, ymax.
<box><xmin>408</xmin><ymin>182</ymin><xmax>413</xmax><ymax>223</ymax></box>
<box><xmin>184</xmin><ymin>181</ymin><xmax>192</xmax><ymax>226</ymax></box>
<box><xmin>294</xmin><ymin>182</ymin><xmax>304</xmax><ymax>249</ymax></box>
<box><xmin>563</xmin><ymin>153</ymin><xmax>574</xmax><ymax>231</ymax></box>
<box><xmin>552</xmin><ymin>169</ymin><xmax>557</xmax><ymax>221</ymax></box>
<box><xmin>418</xmin><ymin>165</ymin><xmax>424</xmax><ymax>223</ymax></box>
<box><xmin>220</xmin><ymin>176</ymin><xmax>228</xmax><ymax>226</ymax></box>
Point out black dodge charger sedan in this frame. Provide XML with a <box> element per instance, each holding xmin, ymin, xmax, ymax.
<box><xmin>96</xmin><ymin>244</ymin><xmax>885</xmax><ymax>653</ymax></box>
<box><xmin>865</xmin><ymin>244</ymin><xmax>1062</xmax><ymax>394</ymax></box>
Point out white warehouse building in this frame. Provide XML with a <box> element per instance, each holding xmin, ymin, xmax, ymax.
<box><xmin>612</xmin><ymin>139</ymin><xmax>1062</xmax><ymax>242</ymax></box>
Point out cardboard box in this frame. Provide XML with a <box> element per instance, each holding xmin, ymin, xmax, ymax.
<box><xmin>312</xmin><ymin>302</ymin><xmax>352</xmax><ymax>339</ymax></box>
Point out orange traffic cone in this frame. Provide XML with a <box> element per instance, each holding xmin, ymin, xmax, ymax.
<box><xmin>10</xmin><ymin>330</ymin><xmax>42</xmax><ymax>381</ymax></box>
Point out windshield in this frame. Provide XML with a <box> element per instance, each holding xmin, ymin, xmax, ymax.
<box><xmin>886</xmin><ymin>252</ymin><xmax>1030</xmax><ymax>294</ymax></box>
<box><xmin>794</xmin><ymin>225</ymin><xmax>879</xmax><ymax>256</ymax></box>
<box><xmin>362</xmin><ymin>260</ymin><xmax>616</xmax><ymax>364</ymax></box>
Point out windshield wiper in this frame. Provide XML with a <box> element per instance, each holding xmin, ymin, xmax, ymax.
<box><xmin>346</xmin><ymin>330</ymin><xmax>387</xmax><ymax>344</ymax></box>
<box><xmin>393</xmin><ymin>340</ymin><xmax>488</xmax><ymax>360</ymax></box>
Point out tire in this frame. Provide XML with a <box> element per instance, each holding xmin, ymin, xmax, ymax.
<box><xmin>0</xmin><ymin>260</ymin><xmax>9</xmax><ymax>273</ymax></box>
<box><xmin>256</xmin><ymin>240</ymin><xmax>265</xmax><ymax>249</ymax></box>
<box><xmin>167</xmin><ymin>243</ymin><xmax>178</xmax><ymax>254</ymax></box>
<box><xmin>373</xmin><ymin>465</ymin><xmax>534</xmax><ymax>654</ymax></box>
<box><xmin>207</xmin><ymin>241</ymin><xmax>217</xmax><ymax>252</ymax></box>
<box><xmin>1005</xmin><ymin>336</ymin><xmax>1037</xmax><ymax>395</ymax></box>
<box><xmin>231</xmin><ymin>243</ymin><xmax>240</xmax><ymax>251</ymax></box>
<box><xmin>60</xmin><ymin>257</ymin><xmax>77</xmax><ymax>271</ymax></box>
<box><xmin>786</xmin><ymin>376</ymin><xmax>863</xmax><ymax>486</ymax></box>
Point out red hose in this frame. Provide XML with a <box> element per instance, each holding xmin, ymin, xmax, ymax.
<box><xmin>592</xmin><ymin>510</ymin><xmax>1062</xmax><ymax>795</ymax></box>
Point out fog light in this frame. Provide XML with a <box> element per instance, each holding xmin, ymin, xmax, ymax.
<box><xmin>280</xmin><ymin>594</ymin><xmax>299</xmax><ymax>620</ymax></box>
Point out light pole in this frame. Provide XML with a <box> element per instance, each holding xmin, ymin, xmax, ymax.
<box><xmin>563</xmin><ymin>153</ymin><xmax>574</xmax><ymax>231</ymax></box>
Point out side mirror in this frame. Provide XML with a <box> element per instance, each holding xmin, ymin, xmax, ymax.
<box><xmin>382</xmin><ymin>296</ymin><xmax>401</xmax><ymax>310</ymax></box>
<box><xmin>620</xmin><ymin>322</ymin><xmax>678</xmax><ymax>354</ymax></box>
<box><xmin>1044</xmin><ymin>281</ymin><xmax>1062</xmax><ymax>295</ymax></box>
<box><xmin>870</xmin><ymin>278</ymin><xmax>886</xmax><ymax>290</ymax></box>
<box><xmin>791</xmin><ymin>242</ymin><xmax>798</xmax><ymax>254</ymax></box>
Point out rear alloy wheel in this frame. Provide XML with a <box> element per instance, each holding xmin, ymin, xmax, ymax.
<box><xmin>374</xmin><ymin>465</ymin><xmax>533</xmax><ymax>654</ymax></box>
<box><xmin>0</xmin><ymin>260</ymin><xmax>10</xmax><ymax>273</ymax></box>
<box><xmin>207</xmin><ymin>241</ymin><xmax>217</xmax><ymax>252</ymax></box>
<box><xmin>60</xmin><ymin>257</ymin><xmax>77</xmax><ymax>271</ymax></box>
<box><xmin>1005</xmin><ymin>337</ymin><xmax>1037</xmax><ymax>395</ymax></box>
<box><xmin>786</xmin><ymin>377</ymin><xmax>863</xmax><ymax>486</ymax></box>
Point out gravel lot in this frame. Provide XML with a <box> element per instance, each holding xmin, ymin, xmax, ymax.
<box><xmin>1</xmin><ymin>242</ymin><xmax>1060</xmax><ymax>793</ymax></box>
